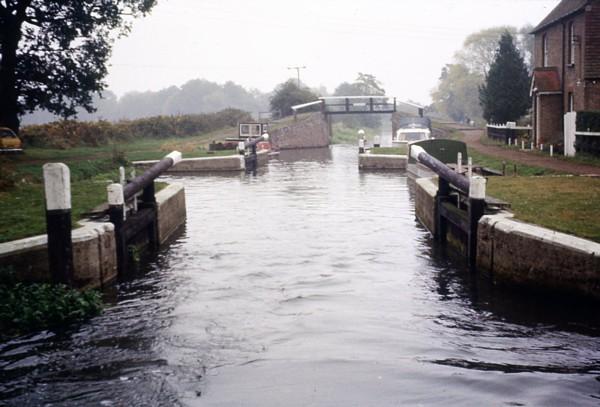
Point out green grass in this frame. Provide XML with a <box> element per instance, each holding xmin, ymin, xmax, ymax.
<box><xmin>331</xmin><ymin>123</ymin><xmax>377</xmax><ymax>144</ymax></box>
<box><xmin>0</xmin><ymin>129</ymin><xmax>236</xmax><ymax>243</ymax></box>
<box><xmin>467</xmin><ymin>148</ymin><xmax>560</xmax><ymax>176</ymax></box>
<box><xmin>487</xmin><ymin>176</ymin><xmax>600</xmax><ymax>243</ymax></box>
<box><xmin>370</xmin><ymin>146</ymin><xmax>407</xmax><ymax>155</ymax></box>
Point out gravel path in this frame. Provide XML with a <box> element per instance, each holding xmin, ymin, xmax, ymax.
<box><xmin>441</xmin><ymin>123</ymin><xmax>600</xmax><ymax>176</ymax></box>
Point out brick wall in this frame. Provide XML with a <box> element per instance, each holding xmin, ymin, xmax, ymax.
<box><xmin>537</xmin><ymin>94</ymin><xmax>563</xmax><ymax>144</ymax></box>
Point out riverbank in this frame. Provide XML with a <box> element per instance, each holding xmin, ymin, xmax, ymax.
<box><xmin>433</xmin><ymin>122</ymin><xmax>600</xmax><ymax>243</ymax></box>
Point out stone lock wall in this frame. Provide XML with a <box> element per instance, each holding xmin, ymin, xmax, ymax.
<box><xmin>269</xmin><ymin>113</ymin><xmax>330</xmax><ymax>150</ymax></box>
<box><xmin>0</xmin><ymin>221</ymin><xmax>117</xmax><ymax>289</ymax></box>
<box><xmin>477</xmin><ymin>214</ymin><xmax>600</xmax><ymax>300</ymax></box>
<box><xmin>156</xmin><ymin>182</ymin><xmax>187</xmax><ymax>245</ymax></box>
<box><xmin>414</xmin><ymin>176</ymin><xmax>438</xmax><ymax>235</ymax></box>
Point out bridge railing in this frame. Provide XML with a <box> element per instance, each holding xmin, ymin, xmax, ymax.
<box><xmin>411</xmin><ymin>145</ymin><xmax>486</xmax><ymax>268</ymax></box>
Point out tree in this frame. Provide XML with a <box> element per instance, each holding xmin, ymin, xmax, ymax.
<box><xmin>333</xmin><ymin>73</ymin><xmax>385</xmax><ymax>128</ymax></box>
<box><xmin>431</xmin><ymin>64</ymin><xmax>483</xmax><ymax>123</ymax></box>
<box><xmin>0</xmin><ymin>0</ymin><xmax>157</xmax><ymax>133</ymax></box>
<box><xmin>455</xmin><ymin>25</ymin><xmax>534</xmax><ymax>77</ymax></box>
<box><xmin>479</xmin><ymin>32</ymin><xmax>530</xmax><ymax>123</ymax></box>
<box><xmin>269</xmin><ymin>80</ymin><xmax>319</xmax><ymax>118</ymax></box>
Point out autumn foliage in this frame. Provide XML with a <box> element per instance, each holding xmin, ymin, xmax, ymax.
<box><xmin>20</xmin><ymin>108</ymin><xmax>252</xmax><ymax>149</ymax></box>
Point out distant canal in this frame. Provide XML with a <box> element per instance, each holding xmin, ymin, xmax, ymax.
<box><xmin>2</xmin><ymin>145</ymin><xmax>600</xmax><ymax>406</ymax></box>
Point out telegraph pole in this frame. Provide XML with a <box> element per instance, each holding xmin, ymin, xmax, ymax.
<box><xmin>287</xmin><ymin>66</ymin><xmax>306</xmax><ymax>87</ymax></box>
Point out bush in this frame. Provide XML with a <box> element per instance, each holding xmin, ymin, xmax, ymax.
<box><xmin>0</xmin><ymin>269</ymin><xmax>103</xmax><ymax>337</ymax></box>
<box><xmin>20</xmin><ymin>108</ymin><xmax>253</xmax><ymax>149</ymax></box>
<box><xmin>576</xmin><ymin>111</ymin><xmax>600</xmax><ymax>132</ymax></box>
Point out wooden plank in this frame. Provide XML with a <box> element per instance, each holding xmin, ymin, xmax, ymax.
<box><xmin>439</xmin><ymin>201</ymin><xmax>470</xmax><ymax>233</ymax></box>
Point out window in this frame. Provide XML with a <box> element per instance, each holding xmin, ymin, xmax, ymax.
<box><xmin>542</xmin><ymin>34</ymin><xmax>549</xmax><ymax>67</ymax></box>
<box><xmin>569</xmin><ymin>22</ymin><xmax>575</xmax><ymax>65</ymax></box>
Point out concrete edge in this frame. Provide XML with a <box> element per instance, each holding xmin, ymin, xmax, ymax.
<box><xmin>156</xmin><ymin>182</ymin><xmax>184</xmax><ymax>206</ymax></box>
<box><xmin>415</xmin><ymin>176</ymin><xmax>438</xmax><ymax>197</ymax></box>
<box><xmin>481</xmin><ymin>214</ymin><xmax>600</xmax><ymax>256</ymax></box>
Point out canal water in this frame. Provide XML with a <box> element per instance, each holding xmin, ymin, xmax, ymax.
<box><xmin>2</xmin><ymin>145</ymin><xmax>600</xmax><ymax>406</ymax></box>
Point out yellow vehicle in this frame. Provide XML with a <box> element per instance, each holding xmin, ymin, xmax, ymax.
<box><xmin>0</xmin><ymin>127</ymin><xmax>23</xmax><ymax>153</ymax></box>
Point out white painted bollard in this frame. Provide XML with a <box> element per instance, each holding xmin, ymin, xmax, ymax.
<box><xmin>467</xmin><ymin>157</ymin><xmax>473</xmax><ymax>180</ymax></box>
<box><xmin>540</xmin><ymin>144</ymin><xmax>544</xmax><ymax>151</ymax></box>
<box><xmin>131</xmin><ymin>168</ymin><xmax>138</xmax><ymax>213</ymax></box>
<box><xmin>107</xmin><ymin>183</ymin><xmax>125</xmax><ymax>221</ymax></box>
<box><xmin>43</xmin><ymin>163</ymin><xmax>74</xmax><ymax>284</ymax></box>
<box><xmin>508</xmin><ymin>138</ymin><xmax>512</xmax><ymax>146</ymax></box>
<box><xmin>550</xmin><ymin>145</ymin><xmax>554</xmax><ymax>157</ymax></box>
<box><xmin>467</xmin><ymin>175</ymin><xmax>487</xmax><ymax>268</ymax></box>
<box><xmin>530</xmin><ymin>142</ymin><xmax>534</xmax><ymax>150</ymax></box>
<box><xmin>119</xmin><ymin>166</ymin><xmax>125</xmax><ymax>185</ymax></box>
<box><xmin>358</xmin><ymin>137</ymin><xmax>365</xmax><ymax>153</ymax></box>
<box><xmin>457</xmin><ymin>152</ymin><xmax>463</xmax><ymax>173</ymax></box>
<box><xmin>521</xmin><ymin>140</ymin><xmax>525</xmax><ymax>150</ymax></box>
<box><xmin>469</xmin><ymin>176</ymin><xmax>487</xmax><ymax>200</ymax></box>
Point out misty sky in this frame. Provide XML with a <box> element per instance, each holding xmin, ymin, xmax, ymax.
<box><xmin>106</xmin><ymin>0</ymin><xmax>561</xmax><ymax>105</ymax></box>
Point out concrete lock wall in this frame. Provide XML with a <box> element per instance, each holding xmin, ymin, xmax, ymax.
<box><xmin>478</xmin><ymin>214</ymin><xmax>600</xmax><ymax>299</ymax></box>
<box><xmin>0</xmin><ymin>221</ymin><xmax>117</xmax><ymax>289</ymax></box>
<box><xmin>269</xmin><ymin>113</ymin><xmax>330</xmax><ymax>150</ymax></box>
<box><xmin>414</xmin><ymin>176</ymin><xmax>438</xmax><ymax>235</ymax></box>
<box><xmin>134</xmin><ymin>151</ymin><xmax>269</xmax><ymax>173</ymax></box>
<box><xmin>359</xmin><ymin>154</ymin><xmax>408</xmax><ymax>170</ymax></box>
<box><xmin>156</xmin><ymin>182</ymin><xmax>187</xmax><ymax>245</ymax></box>
<box><xmin>135</xmin><ymin>155</ymin><xmax>245</xmax><ymax>173</ymax></box>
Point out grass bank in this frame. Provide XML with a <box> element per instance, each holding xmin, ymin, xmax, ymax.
<box><xmin>0</xmin><ymin>128</ymin><xmax>238</xmax><ymax>243</ymax></box>
<box><xmin>331</xmin><ymin>123</ymin><xmax>377</xmax><ymax>144</ymax></box>
<box><xmin>370</xmin><ymin>146</ymin><xmax>407</xmax><ymax>155</ymax></box>
<box><xmin>487</xmin><ymin>176</ymin><xmax>600</xmax><ymax>243</ymax></box>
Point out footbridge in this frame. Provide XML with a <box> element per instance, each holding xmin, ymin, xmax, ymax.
<box><xmin>292</xmin><ymin>96</ymin><xmax>423</xmax><ymax>117</ymax></box>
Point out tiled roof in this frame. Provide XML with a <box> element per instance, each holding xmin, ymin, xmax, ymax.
<box><xmin>531</xmin><ymin>0</ymin><xmax>589</xmax><ymax>33</ymax></box>
<box><xmin>531</xmin><ymin>68</ymin><xmax>562</xmax><ymax>93</ymax></box>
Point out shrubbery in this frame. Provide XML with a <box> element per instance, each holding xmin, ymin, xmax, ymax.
<box><xmin>20</xmin><ymin>108</ymin><xmax>252</xmax><ymax>148</ymax></box>
<box><xmin>576</xmin><ymin>111</ymin><xmax>600</xmax><ymax>132</ymax></box>
<box><xmin>0</xmin><ymin>268</ymin><xmax>103</xmax><ymax>337</ymax></box>
<box><xmin>576</xmin><ymin>111</ymin><xmax>600</xmax><ymax>156</ymax></box>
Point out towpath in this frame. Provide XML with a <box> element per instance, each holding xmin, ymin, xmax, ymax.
<box><xmin>440</xmin><ymin>122</ymin><xmax>600</xmax><ymax>176</ymax></box>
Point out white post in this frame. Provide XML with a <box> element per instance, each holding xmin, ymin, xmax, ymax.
<box><xmin>119</xmin><ymin>166</ymin><xmax>125</xmax><ymax>186</ymax></box>
<box><xmin>530</xmin><ymin>142</ymin><xmax>534</xmax><ymax>150</ymax></box>
<box><xmin>564</xmin><ymin>112</ymin><xmax>577</xmax><ymax>157</ymax></box>
<box><xmin>550</xmin><ymin>145</ymin><xmax>554</xmax><ymax>157</ymax></box>
<box><xmin>469</xmin><ymin>175</ymin><xmax>487</xmax><ymax>200</ymax></box>
<box><xmin>521</xmin><ymin>140</ymin><xmax>525</xmax><ymax>150</ymax></box>
<box><xmin>107</xmin><ymin>183</ymin><xmax>126</xmax><ymax>221</ymax></box>
<box><xmin>457</xmin><ymin>152</ymin><xmax>462</xmax><ymax>173</ymax></box>
<box><xmin>131</xmin><ymin>168</ymin><xmax>138</xmax><ymax>213</ymax></box>
<box><xmin>540</xmin><ymin>144</ymin><xmax>544</xmax><ymax>151</ymax></box>
<box><xmin>508</xmin><ymin>138</ymin><xmax>512</xmax><ymax>146</ymax></box>
<box><xmin>467</xmin><ymin>157</ymin><xmax>473</xmax><ymax>180</ymax></box>
<box><xmin>43</xmin><ymin>163</ymin><xmax>74</xmax><ymax>284</ymax></box>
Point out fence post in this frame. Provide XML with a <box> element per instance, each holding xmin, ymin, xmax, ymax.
<box><xmin>550</xmin><ymin>145</ymin><xmax>554</xmax><ymax>157</ymax></box>
<box><xmin>43</xmin><ymin>163</ymin><xmax>74</xmax><ymax>285</ymax></box>
<box><xmin>108</xmin><ymin>183</ymin><xmax>127</xmax><ymax>275</ymax></box>
<box><xmin>468</xmin><ymin>176</ymin><xmax>486</xmax><ymax>269</ymax></box>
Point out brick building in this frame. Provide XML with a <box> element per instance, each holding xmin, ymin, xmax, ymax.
<box><xmin>530</xmin><ymin>0</ymin><xmax>600</xmax><ymax>145</ymax></box>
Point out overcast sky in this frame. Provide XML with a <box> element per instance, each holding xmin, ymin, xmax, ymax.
<box><xmin>106</xmin><ymin>0</ymin><xmax>561</xmax><ymax>105</ymax></box>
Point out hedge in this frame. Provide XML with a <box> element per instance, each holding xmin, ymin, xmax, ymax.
<box><xmin>20</xmin><ymin>108</ymin><xmax>253</xmax><ymax>148</ymax></box>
